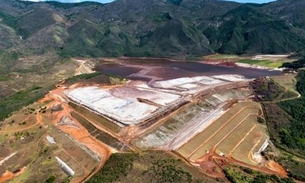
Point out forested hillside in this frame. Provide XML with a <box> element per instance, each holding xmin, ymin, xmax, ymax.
<box><xmin>1</xmin><ymin>0</ymin><xmax>305</xmax><ymax>58</ymax></box>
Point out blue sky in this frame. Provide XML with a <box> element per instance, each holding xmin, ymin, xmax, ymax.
<box><xmin>24</xmin><ymin>0</ymin><xmax>276</xmax><ymax>4</ymax></box>
<box><xmin>23</xmin><ymin>0</ymin><xmax>275</xmax><ymax>3</ymax></box>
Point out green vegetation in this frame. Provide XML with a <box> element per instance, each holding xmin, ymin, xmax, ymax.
<box><xmin>2</xmin><ymin>0</ymin><xmax>305</xmax><ymax>58</ymax></box>
<box><xmin>206</xmin><ymin>54</ymin><xmax>239</xmax><ymax>60</ymax></box>
<box><xmin>261</xmin><ymin>71</ymin><xmax>305</xmax><ymax>176</ymax></box>
<box><xmin>62</xmin><ymin>176</ymin><xmax>72</xmax><ymax>183</ymax></box>
<box><xmin>109</xmin><ymin>76</ymin><xmax>126</xmax><ymax>85</ymax></box>
<box><xmin>87</xmin><ymin>152</ymin><xmax>213</xmax><ymax>183</ymax></box>
<box><xmin>224</xmin><ymin>167</ymin><xmax>294</xmax><ymax>183</ymax></box>
<box><xmin>281</xmin><ymin>58</ymin><xmax>305</xmax><ymax>70</ymax></box>
<box><xmin>64</xmin><ymin>72</ymin><xmax>104</xmax><ymax>84</ymax></box>
<box><xmin>263</xmin><ymin>103</ymin><xmax>291</xmax><ymax>149</ymax></box>
<box><xmin>254</xmin><ymin>59</ymin><xmax>305</xmax><ymax>182</ymax></box>
<box><xmin>276</xmin><ymin>156</ymin><xmax>305</xmax><ymax>181</ymax></box>
<box><xmin>45</xmin><ymin>1</ymin><xmax>101</xmax><ymax>9</ymax></box>
<box><xmin>44</xmin><ymin>174</ymin><xmax>56</xmax><ymax>183</ymax></box>
<box><xmin>87</xmin><ymin>153</ymin><xmax>137</xmax><ymax>183</ymax></box>
<box><xmin>0</xmin><ymin>75</ymin><xmax>12</xmax><ymax>81</ymax></box>
<box><xmin>0</xmin><ymin>51</ymin><xmax>19</xmax><ymax>74</ymax></box>
<box><xmin>276</xmin><ymin>70</ymin><xmax>305</xmax><ymax>156</ymax></box>
<box><xmin>147</xmin><ymin>12</ymin><xmax>172</xmax><ymax>23</ymax></box>
<box><xmin>64</xmin><ymin>72</ymin><xmax>126</xmax><ymax>85</ymax></box>
<box><xmin>250</xmin><ymin>77</ymin><xmax>297</xmax><ymax>102</ymax></box>
<box><xmin>238</xmin><ymin>59</ymin><xmax>283</xmax><ymax>68</ymax></box>
<box><xmin>0</xmin><ymin>11</ymin><xmax>18</xmax><ymax>29</ymax></box>
<box><xmin>224</xmin><ymin>167</ymin><xmax>251</xmax><ymax>182</ymax></box>
<box><xmin>2</xmin><ymin>1</ymin><xmax>305</xmax><ymax>182</ymax></box>
<box><xmin>204</xmin><ymin>4</ymin><xmax>305</xmax><ymax>55</ymax></box>
<box><xmin>270</xmin><ymin>75</ymin><xmax>298</xmax><ymax>95</ymax></box>
<box><xmin>0</xmin><ymin>52</ymin><xmax>76</xmax><ymax>115</ymax></box>
<box><xmin>0</xmin><ymin>86</ymin><xmax>51</xmax><ymax>121</ymax></box>
<box><xmin>143</xmin><ymin>159</ymin><xmax>193</xmax><ymax>183</ymax></box>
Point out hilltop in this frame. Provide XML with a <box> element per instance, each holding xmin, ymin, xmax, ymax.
<box><xmin>0</xmin><ymin>0</ymin><xmax>305</xmax><ymax>59</ymax></box>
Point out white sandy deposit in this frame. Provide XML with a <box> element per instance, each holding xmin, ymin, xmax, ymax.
<box><xmin>65</xmin><ymin>74</ymin><xmax>247</xmax><ymax>125</ymax></box>
<box><xmin>66</xmin><ymin>86</ymin><xmax>158</xmax><ymax>125</ymax></box>
<box><xmin>153</xmin><ymin>76</ymin><xmax>224</xmax><ymax>89</ymax></box>
<box><xmin>151</xmin><ymin>75</ymin><xmax>246</xmax><ymax>93</ymax></box>
<box><xmin>110</xmin><ymin>86</ymin><xmax>181</xmax><ymax>106</ymax></box>
<box><xmin>212</xmin><ymin>74</ymin><xmax>246</xmax><ymax>82</ymax></box>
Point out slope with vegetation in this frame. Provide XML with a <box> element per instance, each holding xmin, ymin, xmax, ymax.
<box><xmin>87</xmin><ymin>151</ymin><xmax>217</xmax><ymax>183</ymax></box>
<box><xmin>0</xmin><ymin>0</ymin><xmax>305</xmax><ymax>58</ymax></box>
<box><xmin>276</xmin><ymin>71</ymin><xmax>305</xmax><ymax>156</ymax></box>
<box><xmin>224</xmin><ymin>167</ymin><xmax>294</xmax><ymax>183</ymax></box>
<box><xmin>3</xmin><ymin>0</ymin><xmax>305</xmax><ymax>123</ymax></box>
<box><xmin>252</xmin><ymin>57</ymin><xmax>305</xmax><ymax>182</ymax></box>
<box><xmin>2</xmin><ymin>0</ymin><xmax>305</xmax><ymax>182</ymax></box>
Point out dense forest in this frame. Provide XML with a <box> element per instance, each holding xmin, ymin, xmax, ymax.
<box><xmin>281</xmin><ymin>58</ymin><xmax>305</xmax><ymax>70</ymax></box>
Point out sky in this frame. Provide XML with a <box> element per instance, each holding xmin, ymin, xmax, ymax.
<box><xmin>23</xmin><ymin>0</ymin><xmax>276</xmax><ymax>4</ymax></box>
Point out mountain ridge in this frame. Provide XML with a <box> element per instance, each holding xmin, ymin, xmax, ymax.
<box><xmin>1</xmin><ymin>0</ymin><xmax>305</xmax><ymax>58</ymax></box>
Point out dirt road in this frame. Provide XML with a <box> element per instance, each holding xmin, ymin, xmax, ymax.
<box><xmin>37</xmin><ymin>86</ymin><xmax>113</xmax><ymax>183</ymax></box>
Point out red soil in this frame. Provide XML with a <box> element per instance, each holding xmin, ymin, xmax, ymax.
<box><xmin>37</xmin><ymin>86</ymin><xmax>113</xmax><ymax>183</ymax></box>
<box><xmin>0</xmin><ymin>171</ymin><xmax>13</xmax><ymax>183</ymax></box>
<box><xmin>0</xmin><ymin>167</ymin><xmax>26</xmax><ymax>183</ymax></box>
<box><xmin>266</xmin><ymin>160</ymin><xmax>287</xmax><ymax>176</ymax></box>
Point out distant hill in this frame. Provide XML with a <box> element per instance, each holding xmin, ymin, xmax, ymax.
<box><xmin>1</xmin><ymin>0</ymin><xmax>305</xmax><ymax>58</ymax></box>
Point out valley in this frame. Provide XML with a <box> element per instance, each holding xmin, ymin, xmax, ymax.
<box><xmin>0</xmin><ymin>56</ymin><xmax>297</xmax><ymax>183</ymax></box>
<box><xmin>1</xmin><ymin>0</ymin><xmax>305</xmax><ymax>182</ymax></box>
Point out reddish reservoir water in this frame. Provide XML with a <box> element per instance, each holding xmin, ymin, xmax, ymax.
<box><xmin>94</xmin><ymin>58</ymin><xmax>281</xmax><ymax>81</ymax></box>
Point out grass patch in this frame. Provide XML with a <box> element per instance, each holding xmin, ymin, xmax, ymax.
<box><xmin>0</xmin><ymin>75</ymin><xmax>12</xmax><ymax>81</ymax></box>
<box><xmin>271</xmin><ymin>74</ymin><xmax>298</xmax><ymax>94</ymax></box>
<box><xmin>87</xmin><ymin>151</ymin><xmax>217</xmax><ymax>183</ymax></box>
<box><xmin>275</xmin><ymin>71</ymin><xmax>305</xmax><ymax>157</ymax></box>
<box><xmin>250</xmin><ymin>77</ymin><xmax>295</xmax><ymax>101</ymax></box>
<box><xmin>276</xmin><ymin>156</ymin><xmax>305</xmax><ymax>181</ymax></box>
<box><xmin>224</xmin><ymin>167</ymin><xmax>294</xmax><ymax>183</ymax></box>
<box><xmin>206</xmin><ymin>54</ymin><xmax>239</xmax><ymax>59</ymax></box>
<box><xmin>86</xmin><ymin>153</ymin><xmax>137</xmax><ymax>183</ymax></box>
<box><xmin>0</xmin><ymin>86</ymin><xmax>51</xmax><ymax>121</ymax></box>
<box><xmin>64</xmin><ymin>72</ymin><xmax>126</xmax><ymax>85</ymax></box>
<box><xmin>261</xmin><ymin>71</ymin><xmax>305</xmax><ymax>158</ymax></box>
<box><xmin>64</xmin><ymin>72</ymin><xmax>106</xmax><ymax>84</ymax></box>
<box><xmin>237</xmin><ymin>59</ymin><xmax>283</xmax><ymax>68</ymax></box>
